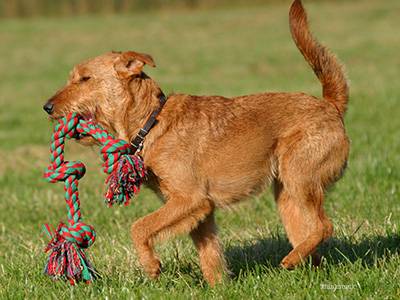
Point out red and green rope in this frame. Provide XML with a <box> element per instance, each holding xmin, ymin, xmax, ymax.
<box><xmin>43</xmin><ymin>113</ymin><xmax>146</xmax><ymax>284</ymax></box>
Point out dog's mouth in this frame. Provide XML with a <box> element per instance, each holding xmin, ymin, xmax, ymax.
<box><xmin>81</xmin><ymin>108</ymin><xmax>97</xmax><ymax>123</ymax></box>
<box><xmin>47</xmin><ymin>105</ymin><xmax>103</xmax><ymax>146</ymax></box>
<box><xmin>76</xmin><ymin>107</ymin><xmax>98</xmax><ymax>142</ymax></box>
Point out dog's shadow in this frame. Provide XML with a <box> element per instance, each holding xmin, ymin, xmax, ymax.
<box><xmin>224</xmin><ymin>231</ymin><xmax>400</xmax><ymax>277</ymax></box>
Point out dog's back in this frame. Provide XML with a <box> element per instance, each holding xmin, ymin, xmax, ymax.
<box><xmin>154</xmin><ymin>0</ymin><xmax>351</xmax><ymax>207</ymax></box>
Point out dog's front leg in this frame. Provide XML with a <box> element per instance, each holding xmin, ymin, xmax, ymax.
<box><xmin>130</xmin><ymin>196</ymin><xmax>213</xmax><ymax>280</ymax></box>
<box><xmin>190</xmin><ymin>211</ymin><xmax>228</xmax><ymax>287</ymax></box>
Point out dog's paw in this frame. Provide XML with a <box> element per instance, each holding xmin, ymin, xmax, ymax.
<box><xmin>144</xmin><ymin>260</ymin><xmax>162</xmax><ymax>279</ymax></box>
<box><xmin>279</xmin><ymin>254</ymin><xmax>299</xmax><ymax>270</ymax></box>
<box><xmin>280</xmin><ymin>252</ymin><xmax>320</xmax><ymax>270</ymax></box>
<box><xmin>279</xmin><ymin>260</ymin><xmax>296</xmax><ymax>270</ymax></box>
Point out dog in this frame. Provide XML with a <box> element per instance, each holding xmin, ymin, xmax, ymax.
<box><xmin>43</xmin><ymin>0</ymin><xmax>350</xmax><ymax>286</ymax></box>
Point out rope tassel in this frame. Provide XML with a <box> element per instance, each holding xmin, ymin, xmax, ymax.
<box><xmin>43</xmin><ymin>113</ymin><xmax>147</xmax><ymax>284</ymax></box>
<box><xmin>43</xmin><ymin>223</ymin><xmax>98</xmax><ymax>285</ymax></box>
<box><xmin>104</xmin><ymin>155</ymin><xmax>146</xmax><ymax>206</ymax></box>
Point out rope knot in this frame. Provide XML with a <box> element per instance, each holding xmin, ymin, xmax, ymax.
<box><xmin>100</xmin><ymin>139</ymin><xmax>130</xmax><ymax>174</ymax></box>
<box><xmin>48</xmin><ymin>222</ymin><xmax>95</xmax><ymax>248</ymax></box>
<box><xmin>44</xmin><ymin>161</ymin><xmax>86</xmax><ymax>183</ymax></box>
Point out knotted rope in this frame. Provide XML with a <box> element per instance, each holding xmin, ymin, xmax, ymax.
<box><xmin>43</xmin><ymin>113</ymin><xmax>147</xmax><ymax>284</ymax></box>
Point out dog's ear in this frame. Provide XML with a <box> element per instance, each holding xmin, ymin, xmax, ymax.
<box><xmin>114</xmin><ymin>51</ymin><xmax>156</xmax><ymax>77</ymax></box>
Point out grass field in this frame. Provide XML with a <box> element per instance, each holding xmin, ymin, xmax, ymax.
<box><xmin>1</xmin><ymin>0</ymin><xmax>400</xmax><ymax>298</ymax></box>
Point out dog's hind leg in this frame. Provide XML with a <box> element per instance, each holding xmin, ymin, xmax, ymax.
<box><xmin>273</xmin><ymin>124</ymin><xmax>348</xmax><ymax>269</ymax></box>
<box><xmin>130</xmin><ymin>195</ymin><xmax>213</xmax><ymax>280</ymax></box>
<box><xmin>274</xmin><ymin>179</ymin><xmax>332</xmax><ymax>269</ymax></box>
<box><xmin>190</xmin><ymin>211</ymin><xmax>228</xmax><ymax>286</ymax></box>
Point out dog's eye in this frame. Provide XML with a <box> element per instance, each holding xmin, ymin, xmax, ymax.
<box><xmin>80</xmin><ymin>77</ymin><xmax>91</xmax><ymax>83</ymax></box>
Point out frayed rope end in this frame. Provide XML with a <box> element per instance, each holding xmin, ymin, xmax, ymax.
<box><xmin>104</xmin><ymin>154</ymin><xmax>147</xmax><ymax>207</ymax></box>
<box><xmin>43</xmin><ymin>223</ymin><xmax>99</xmax><ymax>285</ymax></box>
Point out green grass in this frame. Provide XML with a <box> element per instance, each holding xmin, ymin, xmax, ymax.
<box><xmin>1</xmin><ymin>0</ymin><xmax>400</xmax><ymax>298</ymax></box>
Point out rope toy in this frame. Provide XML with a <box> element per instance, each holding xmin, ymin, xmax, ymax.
<box><xmin>43</xmin><ymin>113</ymin><xmax>147</xmax><ymax>284</ymax></box>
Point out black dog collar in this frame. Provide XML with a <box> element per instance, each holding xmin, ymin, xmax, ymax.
<box><xmin>130</xmin><ymin>95</ymin><xmax>167</xmax><ymax>154</ymax></box>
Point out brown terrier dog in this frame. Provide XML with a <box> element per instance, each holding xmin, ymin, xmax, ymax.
<box><xmin>43</xmin><ymin>0</ymin><xmax>350</xmax><ymax>286</ymax></box>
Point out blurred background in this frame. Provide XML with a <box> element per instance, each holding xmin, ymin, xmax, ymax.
<box><xmin>0</xmin><ymin>0</ymin><xmax>347</xmax><ymax>18</ymax></box>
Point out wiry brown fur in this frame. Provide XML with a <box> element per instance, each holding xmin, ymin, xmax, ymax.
<box><xmin>44</xmin><ymin>0</ymin><xmax>350</xmax><ymax>286</ymax></box>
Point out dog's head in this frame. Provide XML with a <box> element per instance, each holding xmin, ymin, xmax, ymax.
<box><xmin>43</xmin><ymin>51</ymin><xmax>156</xmax><ymax>145</ymax></box>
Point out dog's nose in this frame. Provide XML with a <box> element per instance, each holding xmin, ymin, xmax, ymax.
<box><xmin>43</xmin><ymin>102</ymin><xmax>55</xmax><ymax>114</ymax></box>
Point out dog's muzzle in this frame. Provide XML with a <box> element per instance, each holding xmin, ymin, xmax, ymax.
<box><xmin>43</xmin><ymin>102</ymin><xmax>55</xmax><ymax>114</ymax></box>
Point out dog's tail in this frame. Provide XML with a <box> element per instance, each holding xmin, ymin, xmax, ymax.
<box><xmin>289</xmin><ymin>0</ymin><xmax>349</xmax><ymax>116</ymax></box>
